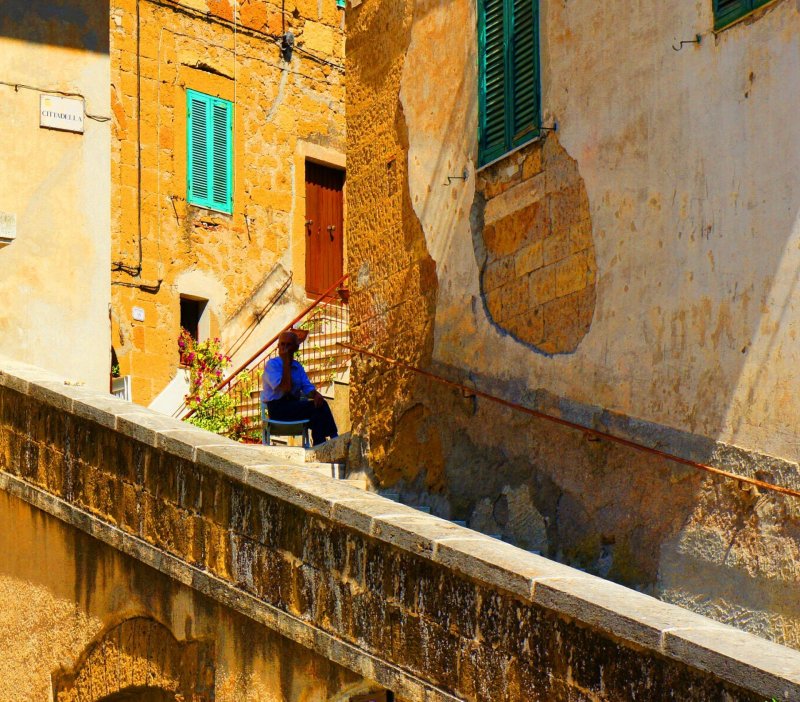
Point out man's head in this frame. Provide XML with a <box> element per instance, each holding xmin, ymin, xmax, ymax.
<box><xmin>278</xmin><ymin>330</ymin><xmax>300</xmax><ymax>355</ymax></box>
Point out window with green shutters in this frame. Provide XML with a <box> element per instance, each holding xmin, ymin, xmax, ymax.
<box><xmin>187</xmin><ymin>90</ymin><xmax>233</xmax><ymax>214</ymax></box>
<box><xmin>714</xmin><ymin>0</ymin><xmax>771</xmax><ymax>30</ymax></box>
<box><xmin>478</xmin><ymin>0</ymin><xmax>540</xmax><ymax>167</ymax></box>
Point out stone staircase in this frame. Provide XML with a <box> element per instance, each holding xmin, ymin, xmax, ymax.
<box><xmin>268</xmin><ymin>434</ymin><xmax>510</xmax><ymax>542</ymax></box>
<box><xmin>224</xmin><ymin>299</ymin><xmax>351</xmax><ymax>442</ymax></box>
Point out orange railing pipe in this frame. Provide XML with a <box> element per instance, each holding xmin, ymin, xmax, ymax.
<box><xmin>340</xmin><ymin>341</ymin><xmax>800</xmax><ymax>500</ymax></box>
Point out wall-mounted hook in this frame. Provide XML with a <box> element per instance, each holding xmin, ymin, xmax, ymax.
<box><xmin>444</xmin><ymin>167</ymin><xmax>469</xmax><ymax>186</ymax></box>
<box><xmin>673</xmin><ymin>34</ymin><xmax>702</xmax><ymax>51</ymax></box>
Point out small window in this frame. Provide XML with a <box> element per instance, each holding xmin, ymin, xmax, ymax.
<box><xmin>714</xmin><ymin>0</ymin><xmax>771</xmax><ymax>30</ymax></box>
<box><xmin>186</xmin><ymin>89</ymin><xmax>233</xmax><ymax>213</ymax></box>
<box><xmin>180</xmin><ymin>296</ymin><xmax>207</xmax><ymax>343</ymax></box>
<box><xmin>478</xmin><ymin>0</ymin><xmax>541</xmax><ymax>167</ymax></box>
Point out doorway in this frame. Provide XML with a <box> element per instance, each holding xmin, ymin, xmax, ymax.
<box><xmin>305</xmin><ymin>161</ymin><xmax>345</xmax><ymax>297</ymax></box>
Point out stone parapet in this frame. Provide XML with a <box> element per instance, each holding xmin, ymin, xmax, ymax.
<box><xmin>1</xmin><ymin>355</ymin><xmax>798</xmax><ymax>701</ymax></box>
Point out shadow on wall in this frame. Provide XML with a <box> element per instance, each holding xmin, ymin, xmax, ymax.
<box><xmin>0</xmin><ymin>0</ymin><xmax>109</xmax><ymax>54</ymax></box>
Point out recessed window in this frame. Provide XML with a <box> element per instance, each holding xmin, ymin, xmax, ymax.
<box><xmin>186</xmin><ymin>89</ymin><xmax>233</xmax><ymax>214</ymax></box>
<box><xmin>478</xmin><ymin>0</ymin><xmax>541</xmax><ymax>167</ymax></box>
<box><xmin>714</xmin><ymin>0</ymin><xmax>772</xmax><ymax>30</ymax></box>
<box><xmin>180</xmin><ymin>296</ymin><xmax>207</xmax><ymax>343</ymax></box>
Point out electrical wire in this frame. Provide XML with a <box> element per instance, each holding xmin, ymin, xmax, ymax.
<box><xmin>0</xmin><ymin>80</ymin><xmax>112</xmax><ymax>122</ymax></box>
<box><xmin>146</xmin><ymin>0</ymin><xmax>345</xmax><ymax>72</ymax></box>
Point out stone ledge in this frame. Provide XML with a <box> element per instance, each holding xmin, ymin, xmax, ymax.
<box><xmin>2</xmin><ymin>355</ymin><xmax>800</xmax><ymax>699</ymax></box>
<box><xmin>0</xmin><ymin>472</ymin><xmax>460</xmax><ymax>702</ymax></box>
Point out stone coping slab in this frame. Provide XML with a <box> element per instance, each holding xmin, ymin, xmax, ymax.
<box><xmin>2</xmin><ymin>355</ymin><xmax>800</xmax><ymax>699</ymax></box>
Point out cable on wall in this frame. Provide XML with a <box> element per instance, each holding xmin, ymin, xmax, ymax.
<box><xmin>0</xmin><ymin>80</ymin><xmax>112</xmax><ymax>122</ymax></box>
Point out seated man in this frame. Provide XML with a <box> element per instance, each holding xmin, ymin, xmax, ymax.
<box><xmin>261</xmin><ymin>330</ymin><xmax>338</xmax><ymax>446</ymax></box>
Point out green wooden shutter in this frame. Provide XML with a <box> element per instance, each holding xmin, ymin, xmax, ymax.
<box><xmin>714</xmin><ymin>0</ymin><xmax>770</xmax><ymax>30</ymax></box>
<box><xmin>187</xmin><ymin>90</ymin><xmax>233</xmax><ymax>213</ymax></box>
<box><xmin>478</xmin><ymin>0</ymin><xmax>540</xmax><ymax>166</ymax></box>
<box><xmin>479</xmin><ymin>0</ymin><xmax>508</xmax><ymax>165</ymax></box>
<box><xmin>211</xmin><ymin>99</ymin><xmax>233</xmax><ymax>212</ymax></box>
<box><xmin>510</xmin><ymin>0</ymin><xmax>539</xmax><ymax>148</ymax></box>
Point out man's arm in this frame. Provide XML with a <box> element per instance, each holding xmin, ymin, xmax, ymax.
<box><xmin>295</xmin><ymin>363</ymin><xmax>324</xmax><ymax>407</ymax></box>
<box><xmin>277</xmin><ymin>354</ymin><xmax>293</xmax><ymax>393</ymax></box>
<box><xmin>263</xmin><ymin>358</ymin><xmax>288</xmax><ymax>395</ymax></box>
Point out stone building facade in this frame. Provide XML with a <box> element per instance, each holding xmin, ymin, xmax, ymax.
<box><xmin>0</xmin><ymin>1</ymin><xmax>111</xmax><ymax>391</ymax></box>
<box><xmin>110</xmin><ymin>0</ymin><xmax>347</xmax><ymax>408</ymax></box>
<box><xmin>346</xmin><ymin>0</ymin><xmax>800</xmax><ymax>647</ymax></box>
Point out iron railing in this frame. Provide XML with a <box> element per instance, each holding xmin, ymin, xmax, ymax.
<box><xmin>339</xmin><ymin>342</ymin><xmax>800</xmax><ymax>501</ymax></box>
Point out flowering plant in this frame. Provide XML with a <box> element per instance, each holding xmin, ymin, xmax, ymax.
<box><xmin>180</xmin><ymin>330</ymin><xmax>247</xmax><ymax>438</ymax></box>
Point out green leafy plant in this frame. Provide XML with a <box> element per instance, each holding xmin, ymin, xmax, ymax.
<box><xmin>180</xmin><ymin>330</ymin><xmax>247</xmax><ymax>438</ymax></box>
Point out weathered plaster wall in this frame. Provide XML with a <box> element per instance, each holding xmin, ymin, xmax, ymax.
<box><xmin>346</xmin><ymin>0</ymin><xmax>800</xmax><ymax>647</ymax></box>
<box><xmin>347</xmin><ymin>0</ymin><xmax>440</xmax><ymax>487</ymax></box>
<box><xmin>110</xmin><ymin>0</ymin><xmax>346</xmax><ymax>405</ymax></box>
<box><xmin>0</xmin><ymin>2</ymin><xmax>110</xmax><ymax>391</ymax></box>
<box><xmin>2</xmin><ymin>357</ymin><xmax>800</xmax><ymax>701</ymax></box>
<box><xmin>0</xmin><ymin>491</ymin><xmax>370</xmax><ymax>702</ymax></box>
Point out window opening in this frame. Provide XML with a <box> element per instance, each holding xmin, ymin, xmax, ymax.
<box><xmin>478</xmin><ymin>0</ymin><xmax>541</xmax><ymax>166</ymax></box>
<box><xmin>180</xmin><ymin>296</ymin><xmax>207</xmax><ymax>343</ymax></box>
<box><xmin>186</xmin><ymin>89</ymin><xmax>233</xmax><ymax>213</ymax></box>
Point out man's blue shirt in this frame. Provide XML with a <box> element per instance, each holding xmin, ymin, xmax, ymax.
<box><xmin>261</xmin><ymin>357</ymin><xmax>315</xmax><ymax>402</ymax></box>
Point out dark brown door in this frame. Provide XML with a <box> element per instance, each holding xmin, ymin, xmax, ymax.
<box><xmin>305</xmin><ymin>162</ymin><xmax>345</xmax><ymax>297</ymax></box>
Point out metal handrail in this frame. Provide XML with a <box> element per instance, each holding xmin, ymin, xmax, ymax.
<box><xmin>339</xmin><ymin>342</ymin><xmax>800</xmax><ymax>500</ymax></box>
<box><xmin>183</xmin><ymin>273</ymin><xmax>349</xmax><ymax>420</ymax></box>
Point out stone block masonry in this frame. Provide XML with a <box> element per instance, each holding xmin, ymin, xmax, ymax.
<box><xmin>476</xmin><ymin>136</ymin><xmax>597</xmax><ymax>355</ymax></box>
<box><xmin>1</xmin><ymin>356</ymin><xmax>799</xmax><ymax>700</ymax></box>
<box><xmin>110</xmin><ymin>0</ymin><xmax>346</xmax><ymax>404</ymax></box>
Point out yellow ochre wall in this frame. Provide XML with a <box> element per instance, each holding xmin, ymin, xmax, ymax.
<box><xmin>0</xmin><ymin>491</ymin><xmax>377</xmax><ymax>701</ymax></box>
<box><xmin>0</xmin><ymin>2</ymin><xmax>111</xmax><ymax>391</ymax></box>
<box><xmin>110</xmin><ymin>0</ymin><xmax>346</xmax><ymax>407</ymax></box>
<box><xmin>346</xmin><ymin>0</ymin><xmax>800</xmax><ymax>647</ymax></box>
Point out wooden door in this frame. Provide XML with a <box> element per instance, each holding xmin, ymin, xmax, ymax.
<box><xmin>305</xmin><ymin>162</ymin><xmax>344</xmax><ymax>297</ymax></box>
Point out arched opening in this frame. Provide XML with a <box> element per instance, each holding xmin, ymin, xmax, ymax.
<box><xmin>52</xmin><ymin>617</ymin><xmax>214</xmax><ymax>702</ymax></box>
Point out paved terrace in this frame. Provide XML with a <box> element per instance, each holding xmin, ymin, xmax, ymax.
<box><xmin>1</xmin><ymin>355</ymin><xmax>799</xmax><ymax>701</ymax></box>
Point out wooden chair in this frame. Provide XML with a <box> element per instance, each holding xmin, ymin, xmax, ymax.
<box><xmin>260</xmin><ymin>401</ymin><xmax>311</xmax><ymax>448</ymax></box>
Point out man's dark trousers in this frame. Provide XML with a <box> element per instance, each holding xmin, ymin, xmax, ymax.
<box><xmin>267</xmin><ymin>394</ymin><xmax>338</xmax><ymax>446</ymax></box>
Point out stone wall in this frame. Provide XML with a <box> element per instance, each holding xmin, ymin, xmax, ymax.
<box><xmin>1</xmin><ymin>356</ymin><xmax>799</xmax><ymax>701</ymax></box>
<box><xmin>110</xmin><ymin>0</ymin><xmax>346</xmax><ymax>404</ymax></box>
<box><xmin>345</xmin><ymin>0</ymin><xmax>800</xmax><ymax>647</ymax></box>
<box><xmin>0</xmin><ymin>492</ymin><xmax>371</xmax><ymax>702</ymax></box>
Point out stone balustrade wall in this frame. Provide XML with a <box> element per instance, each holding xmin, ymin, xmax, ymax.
<box><xmin>1</xmin><ymin>356</ymin><xmax>798</xmax><ymax>701</ymax></box>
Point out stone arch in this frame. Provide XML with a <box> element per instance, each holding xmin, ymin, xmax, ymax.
<box><xmin>52</xmin><ymin>617</ymin><xmax>214</xmax><ymax>702</ymax></box>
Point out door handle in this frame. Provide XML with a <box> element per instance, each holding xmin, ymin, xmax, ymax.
<box><xmin>306</xmin><ymin>219</ymin><xmax>313</xmax><ymax>235</ymax></box>
<box><xmin>327</xmin><ymin>224</ymin><xmax>336</xmax><ymax>241</ymax></box>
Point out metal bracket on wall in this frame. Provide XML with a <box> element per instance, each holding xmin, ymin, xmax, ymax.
<box><xmin>444</xmin><ymin>167</ymin><xmax>469</xmax><ymax>186</ymax></box>
<box><xmin>672</xmin><ymin>34</ymin><xmax>702</xmax><ymax>51</ymax></box>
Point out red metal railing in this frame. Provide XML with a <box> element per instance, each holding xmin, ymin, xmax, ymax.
<box><xmin>183</xmin><ymin>274</ymin><xmax>349</xmax><ymax>440</ymax></box>
<box><xmin>339</xmin><ymin>342</ymin><xmax>800</xmax><ymax>500</ymax></box>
